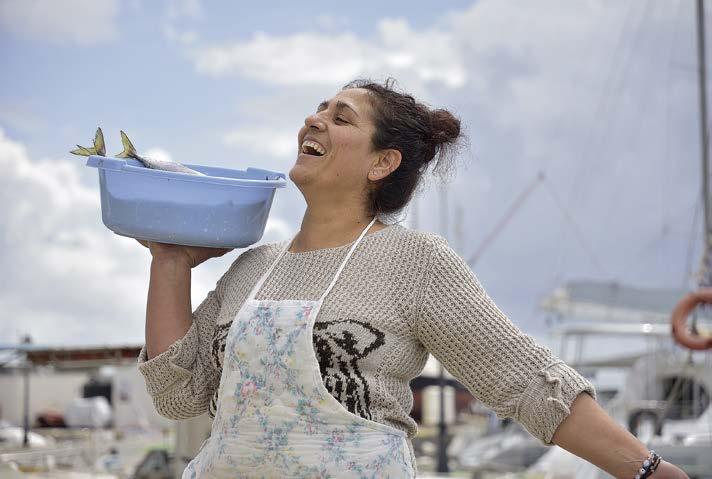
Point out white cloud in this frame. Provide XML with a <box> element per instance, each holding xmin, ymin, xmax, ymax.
<box><xmin>186</xmin><ymin>20</ymin><xmax>467</xmax><ymax>88</ymax></box>
<box><xmin>0</xmin><ymin>0</ymin><xmax>120</xmax><ymax>45</ymax></box>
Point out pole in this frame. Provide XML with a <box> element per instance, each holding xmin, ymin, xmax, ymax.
<box><xmin>697</xmin><ymin>0</ymin><xmax>710</xmax><ymax>245</ymax></box>
<box><xmin>23</xmin><ymin>363</ymin><xmax>29</xmax><ymax>447</ymax></box>
<box><xmin>437</xmin><ymin>184</ymin><xmax>449</xmax><ymax>474</ymax></box>
<box><xmin>22</xmin><ymin>335</ymin><xmax>31</xmax><ymax>448</ymax></box>
<box><xmin>467</xmin><ymin>172</ymin><xmax>544</xmax><ymax>267</ymax></box>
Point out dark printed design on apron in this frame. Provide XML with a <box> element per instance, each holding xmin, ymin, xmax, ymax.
<box><xmin>314</xmin><ymin>319</ymin><xmax>385</xmax><ymax>420</ymax></box>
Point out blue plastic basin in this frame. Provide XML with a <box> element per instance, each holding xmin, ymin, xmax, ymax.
<box><xmin>86</xmin><ymin>155</ymin><xmax>287</xmax><ymax>248</ymax></box>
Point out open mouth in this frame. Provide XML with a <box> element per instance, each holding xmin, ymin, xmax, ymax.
<box><xmin>300</xmin><ymin>140</ymin><xmax>326</xmax><ymax>157</ymax></box>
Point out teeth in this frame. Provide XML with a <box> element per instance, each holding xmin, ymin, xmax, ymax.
<box><xmin>301</xmin><ymin>140</ymin><xmax>326</xmax><ymax>155</ymax></box>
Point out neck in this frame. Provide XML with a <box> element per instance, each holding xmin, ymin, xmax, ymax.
<box><xmin>290</xmin><ymin>204</ymin><xmax>383</xmax><ymax>253</ymax></box>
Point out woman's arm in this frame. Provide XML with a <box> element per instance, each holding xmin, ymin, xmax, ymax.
<box><xmin>136</xmin><ymin>241</ymin><xmax>238</xmax><ymax>419</ymax></box>
<box><xmin>145</xmin><ymin>257</ymin><xmax>193</xmax><ymax>359</ymax></box>
<box><xmin>414</xmin><ymin>236</ymin><xmax>689</xmax><ymax>478</ymax></box>
<box><xmin>552</xmin><ymin>393</ymin><xmax>689</xmax><ymax>479</ymax></box>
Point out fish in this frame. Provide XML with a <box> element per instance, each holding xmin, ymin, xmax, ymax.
<box><xmin>114</xmin><ymin>130</ymin><xmax>206</xmax><ymax>176</ymax></box>
<box><xmin>70</xmin><ymin>127</ymin><xmax>206</xmax><ymax>176</ymax></box>
<box><xmin>70</xmin><ymin>127</ymin><xmax>106</xmax><ymax>157</ymax></box>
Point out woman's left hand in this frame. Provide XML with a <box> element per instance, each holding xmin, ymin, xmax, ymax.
<box><xmin>651</xmin><ymin>460</ymin><xmax>689</xmax><ymax>479</ymax></box>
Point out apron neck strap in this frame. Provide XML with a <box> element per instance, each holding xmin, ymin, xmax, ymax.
<box><xmin>247</xmin><ymin>216</ymin><xmax>379</xmax><ymax>301</ymax></box>
<box><xmin>319</xmin><ymin>215</ymin><xmax>377</xmax><ymax>302</ymax></box>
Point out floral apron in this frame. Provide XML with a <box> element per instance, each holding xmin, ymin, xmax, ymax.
<box><xmin>183</xmin><ymin>217</ymin><xmax>416</xmax><ymax>478</ymax></box>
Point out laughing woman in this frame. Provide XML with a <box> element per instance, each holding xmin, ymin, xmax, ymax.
<box><xmin>136</xmin><ymin>78</ymin><xmax>688</xmax><ymax>478</ymax></box>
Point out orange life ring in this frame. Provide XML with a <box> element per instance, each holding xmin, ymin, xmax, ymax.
<box><xmin>670</xmin><ymin>289</ymin><xmax>712</xmax><ymax>350</ymax></box>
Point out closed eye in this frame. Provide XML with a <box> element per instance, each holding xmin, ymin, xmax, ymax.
<box><xmin>336</xmin><ymin>116</ymin><xmax>348</xmax><ymax>123</ymax></box>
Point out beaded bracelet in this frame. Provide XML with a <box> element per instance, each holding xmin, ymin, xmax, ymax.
<box><xmin>634</xmin><ymin>450</ymin><xmax>661</xmax><ymax>479</ymax></box>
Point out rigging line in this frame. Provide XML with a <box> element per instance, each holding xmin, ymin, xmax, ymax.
<box><xmin>563</xmin><ymin>1</ymin><xmax>655</xmax><ymax>263</ymax></box>
<box><xmin>553</xmin><ymin>1</ymin><xmax>641</xmax><ymax>282</ymax></box>
<box><xmin>664</xmin><ymin>0</ymin><xmax>685</xmax><ymax>227</ymax></box>
<box><xmin>541</xmin><ymin>177</ymin><xmax>609</xmax><ymax>278</ymax></box>
<box><xmin>603</xmin><ymin>2</ymin><xmax>666</xmax><ymax>220</ymax></box>
<box><xmin>613</xmin><ymin>0</ymin><xmax>683</xmax><ymax>284</ymax></box>
<box><xmin>465</xmin><ymin>172</ymin><xmax>544</xmax><ymax>267</ymax></box>
<box><xmin>665</xmin><ymin>0</ymin><xmax>686</xmax><ymax>288</ymax></box>
<box><xmin>609</xmin><ymin>2</ymin><xmax>682</xmax><ymax>220</ymax></box>
<box><xmin>563</xmin><ymin>0</ymin><xmax>650</xmax><ymax>209</ymax></box>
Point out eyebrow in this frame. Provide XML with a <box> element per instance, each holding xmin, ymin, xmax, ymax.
<box><xmin>317</xmin><ymin>99</ymin><xmax>360</xmax><ymax>118</ymax></box>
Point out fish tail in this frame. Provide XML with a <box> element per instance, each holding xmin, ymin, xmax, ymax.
<box><xmin>94</xmin><ymin>127</ymin><xmax>106</xmax><ymax>156</ymax></box>
<box><xmin>115</xmin><ymin>130</ymin><xmax>137</xmax><ymax>159</ymax></box>
<box><xmin>70</xmin><ymin>144</ymin><xmax>96</xmax><ymax>156</ymax></box>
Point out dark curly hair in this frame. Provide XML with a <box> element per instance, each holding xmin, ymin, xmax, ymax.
<box><xmin>342</xmin><ymin>77</ymin><xmax>465</xmax><ymax>219</ymax></box>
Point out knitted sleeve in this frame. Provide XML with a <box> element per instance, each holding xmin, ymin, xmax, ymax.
<box><xmin>415</xmin><ymin>236</ymin><xmax>596</xmax><ymax>444</ymax></box>
<box><xmin>136</xmin><ymin>252</ymin><xmax>246</xmax><ymax>420</ymax></box>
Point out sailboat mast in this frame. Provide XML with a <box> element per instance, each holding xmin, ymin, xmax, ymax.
<box><xmin>697</xmin><ymin>0</ymin><xmax>710</xmax><ymax>244</ymax></box>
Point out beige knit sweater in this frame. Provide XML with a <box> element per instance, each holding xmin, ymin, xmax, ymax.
<box><xmin>137</xmin><ymin>223</ymin><xmax>594</xmax><ymax>451</ymax></box>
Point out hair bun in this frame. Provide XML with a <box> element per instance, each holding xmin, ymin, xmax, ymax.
<box><xmin>429</xmin><ymin>109</ymin><xmax>461</xmax><ymax>146</ymax></box>
<box><xmin>422</xmin><ymin>108</ymin><xmax>464</xmax><ymax>177</ymax></box>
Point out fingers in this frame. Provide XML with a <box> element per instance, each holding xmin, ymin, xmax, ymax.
<box><xmin>134</xmin><ymin>238</ymin><xmax>231</xmax><ymax>258</ymax></box>
<box><xmin>207</xmin><ymin>247</ymin><xmax>233</xmax><ymax>256</ymax></box>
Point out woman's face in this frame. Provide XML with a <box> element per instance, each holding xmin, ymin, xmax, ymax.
<box><xmin>290</xmin><ymin>88</ymin><xmax>379</xmax><ymax>203</ymax></box>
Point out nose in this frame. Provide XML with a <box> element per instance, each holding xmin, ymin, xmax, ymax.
<box><xmin>304</xmin><ymin>112</ymin><xmax>326</xmax><ymax>130</ymax></box>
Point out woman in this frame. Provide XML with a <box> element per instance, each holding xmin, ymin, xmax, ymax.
<box><xmin>137</xmin><ymin>78</ymin><xmax>688</xmax><ymax>478</ymax></box>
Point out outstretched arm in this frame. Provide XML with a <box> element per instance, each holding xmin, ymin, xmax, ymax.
<box><xmin>415</xmin><ymin>236</ymin><xmax>689</xmax><ymax>479</ymax></box>
<box><xmin>552</xmin><ymin>393</ymin><xmax>689</xmax><ymax>479</ymax></box>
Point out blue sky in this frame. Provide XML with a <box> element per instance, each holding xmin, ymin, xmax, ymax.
<box><xmin>0</xmin><ymin>0</ymin><xmax>703</xmax><ymax>364</ymax></box>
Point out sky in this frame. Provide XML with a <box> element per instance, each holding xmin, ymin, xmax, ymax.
<box><xmin>0</xmin><ymin>0</ymin><xmax>704</xmax><ymax>363</ymax></box>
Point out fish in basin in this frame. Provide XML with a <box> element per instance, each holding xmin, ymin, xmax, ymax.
<box><xmin>114</xmin><ymin>130</ymin><xmax>205</xmax><ymax>176</ymax></box>
<box><xmin>70</xmin><ymin>128</ymin><xmax>206</xmax><ymax>176</ymax></box>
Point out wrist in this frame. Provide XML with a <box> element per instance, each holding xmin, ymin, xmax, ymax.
<box><xmin>151</xmin><ymin>255</ymin><xmax>193</xmax><ymax>271</ymax></box>
<box><xmin>632</xmin><ymin>450</ymin><xmax>660</xmax><ymax>478</ymax></box>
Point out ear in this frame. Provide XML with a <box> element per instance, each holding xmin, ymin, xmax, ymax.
<box><xmin>368</xmin><ymin>149</ymin><xmax>401</xmax><ymax>181</ymax></box>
